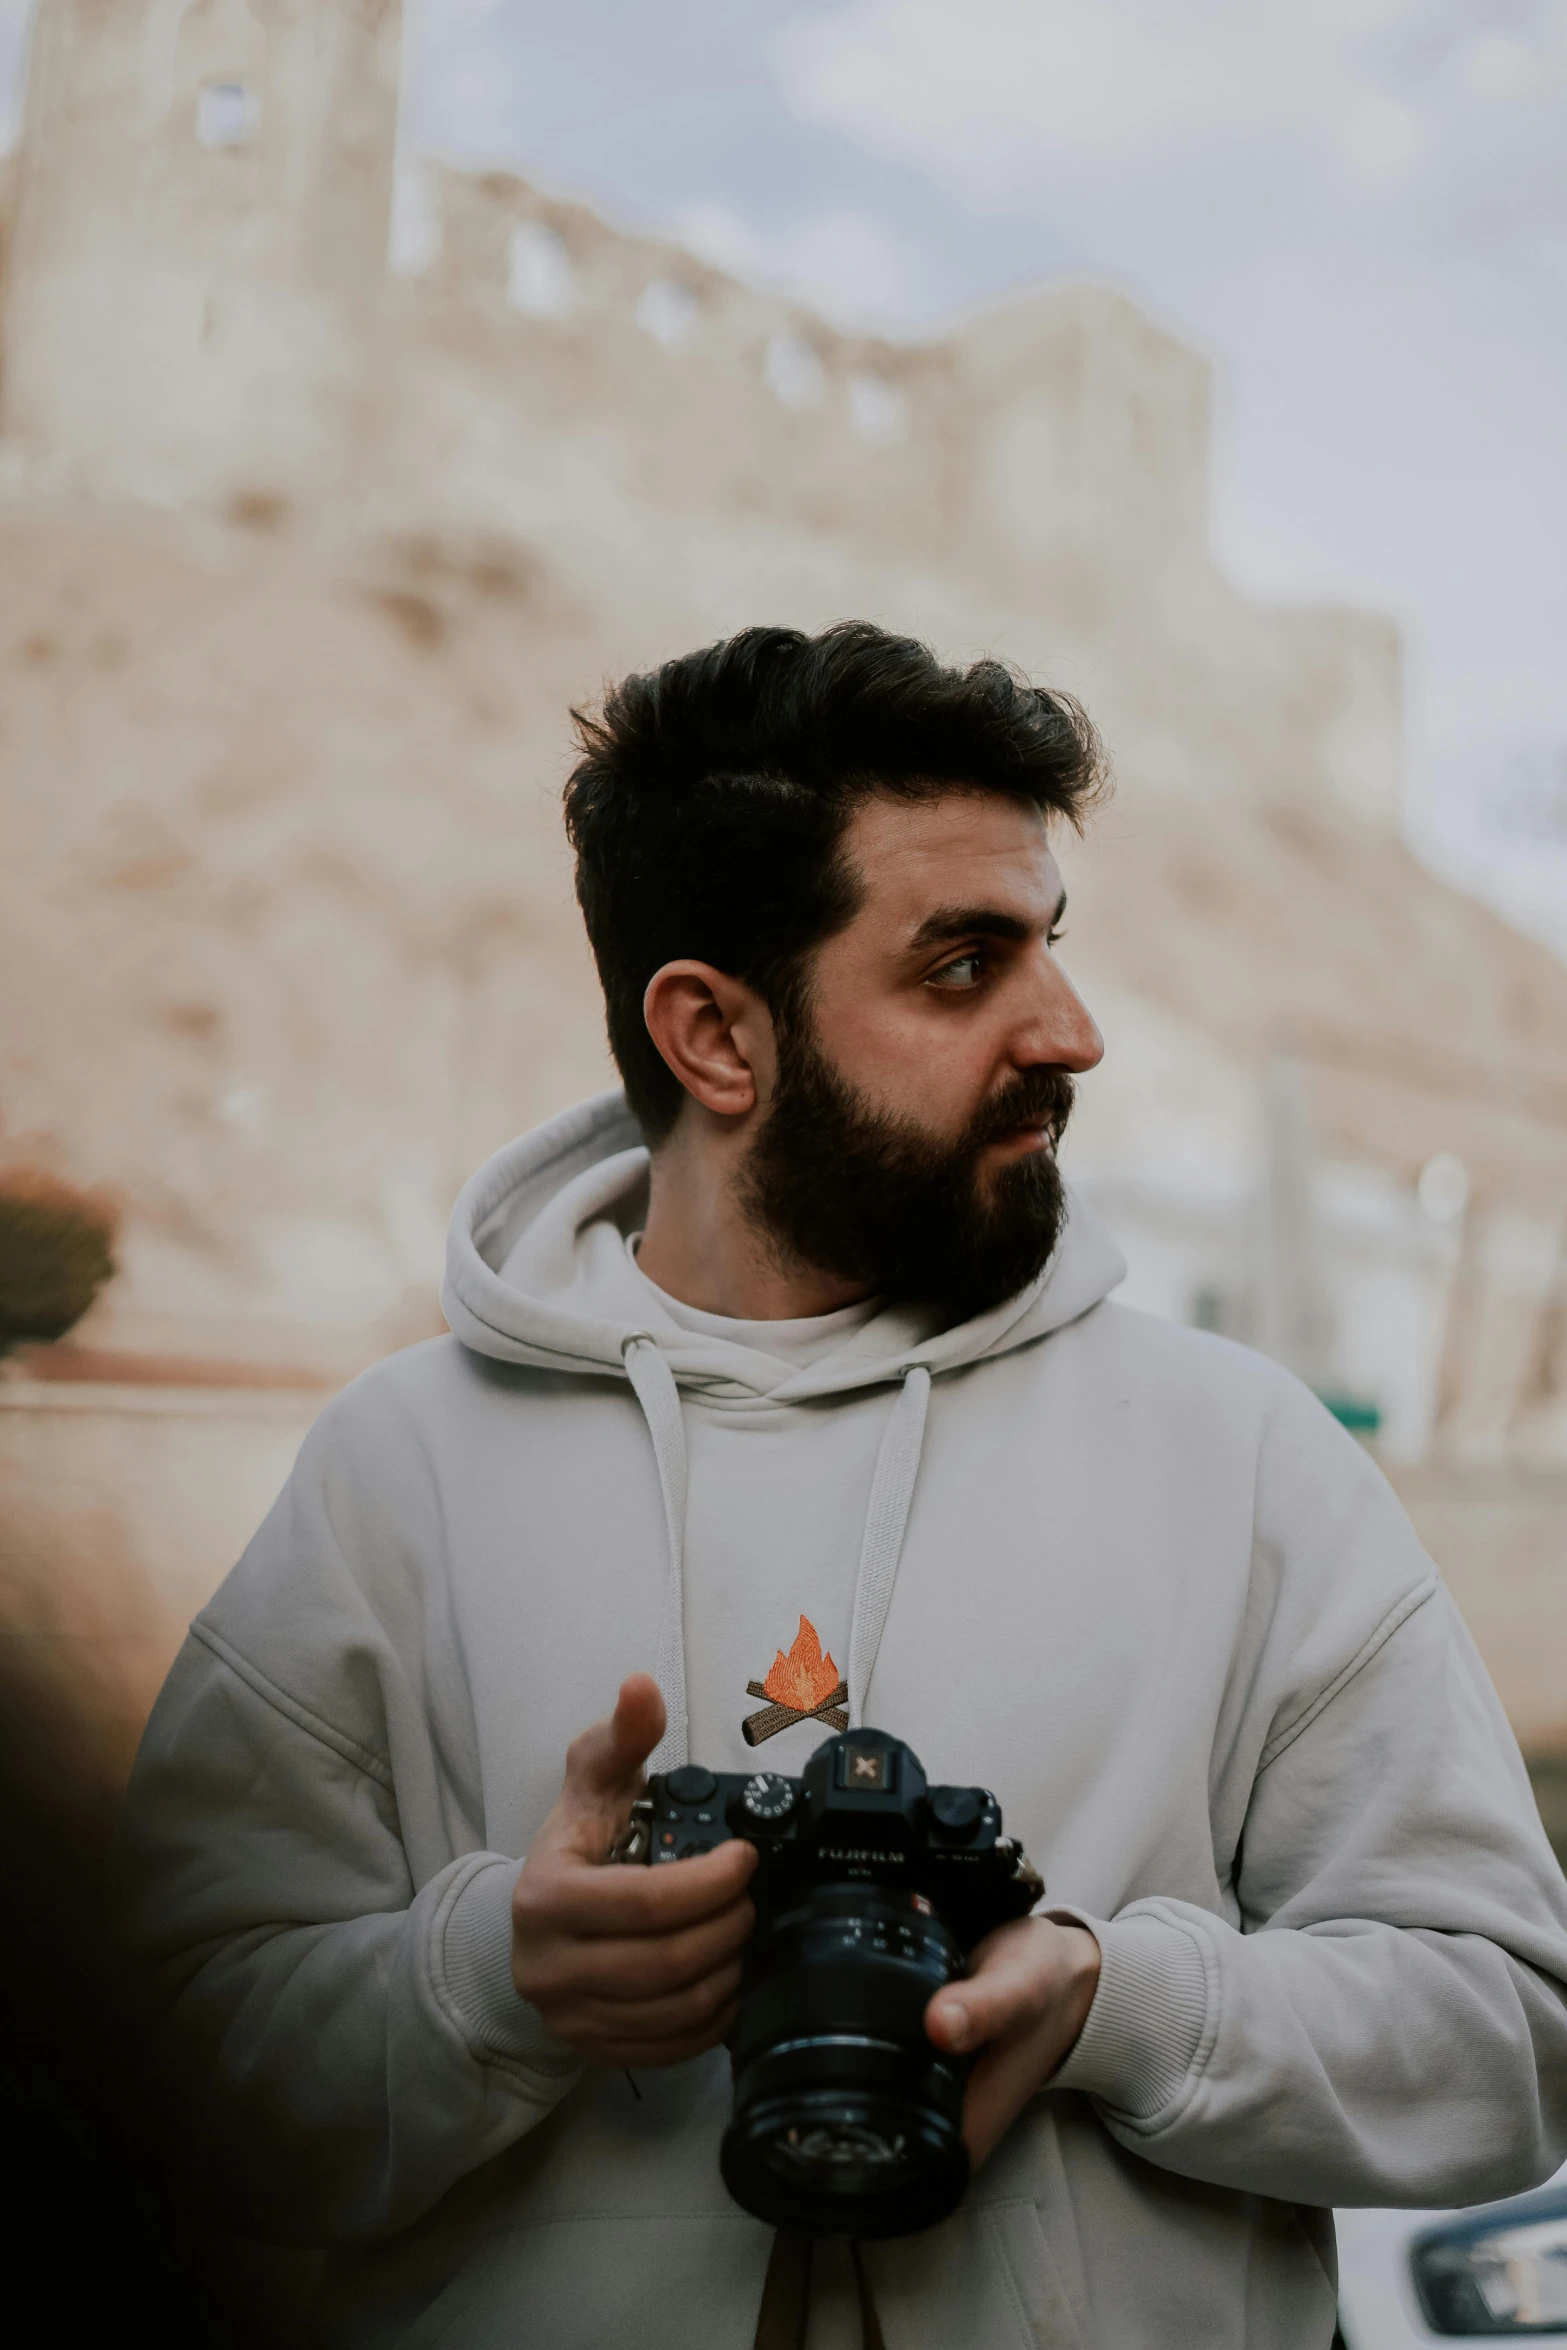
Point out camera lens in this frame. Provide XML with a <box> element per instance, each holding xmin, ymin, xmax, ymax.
<box><xmin>719</xmin><ymin>1885</ymin><xmax>970</xmax><ymax>2239</ymax></box>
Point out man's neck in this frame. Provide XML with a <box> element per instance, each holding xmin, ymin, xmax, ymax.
<box><xmin>635</xmin><ymin>1117</ymin><xmax>871</xmax><ymax>1321</ymax></box>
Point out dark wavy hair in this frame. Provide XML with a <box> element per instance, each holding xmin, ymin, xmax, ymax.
<box><xmin>563</xmin><ymin>621</ymin><xmax>1106</xmax><ymax>1140</ymax></box>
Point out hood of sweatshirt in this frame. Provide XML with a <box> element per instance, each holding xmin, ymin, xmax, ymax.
<box><xmin>441</xmin><ymin>1089</ymin><xmax>1126</xmax><ymax>1407</ymax></box>
<box><xmin>441</xmin><ymin>1091</ymin><xmax>1127</xmax><ymax>1768</ymax></box>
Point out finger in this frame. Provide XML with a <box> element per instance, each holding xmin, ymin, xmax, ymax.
<box><xmin>570</xmin><ymin>1673</ymin><xmax>667</xmax><ymax>1796</ymax></box>
<box><xmin>534</xmin><ymin>1675</ymin><xmax>667</xmax><ymax>1859</ymax></box>
<box><xmin>943</xmin><ymin>1924</ymin><xmax>1102</xmax><ymax>2168</ymax></box>
<box><xmin>522</xmin><ymin>1838</ymin><xmax>757</xmax><ymax>1938</ymax></box>
<box><xmin>561</xmin><ymin>1903</ymin><xmax>755</xmax><ymax>2003</ymax></box>
<box><xmin>926</xmin><ymin>1931</ymin><xmax>1041</xmax><ymax>2056</ymax></box>
<box><xmin>555</xmin><ymin>1959</ymin><xmax>743</xmax><ymax>2044</ymax></box>
<box><xmin>520</xmin><ymin>1893</ymin><xmax>753</xmax><ymax>2005</ymax></box>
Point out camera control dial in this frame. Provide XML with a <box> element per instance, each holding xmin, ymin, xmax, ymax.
<box><xmin>736</xmin><ymin>1773</ymin><xmax>797</xmax><ymax>1827</ymax></box>
<box><xmin>928</xmin><ymin>1787</ymin><xmax>985</xmax><ymax>1840</ymax></box>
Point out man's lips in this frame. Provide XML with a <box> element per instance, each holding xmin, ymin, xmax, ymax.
<box><xmin>986</xmin><ymin>1122</ymin><xmax>1052</xmax><ymax>1156</ymax></box>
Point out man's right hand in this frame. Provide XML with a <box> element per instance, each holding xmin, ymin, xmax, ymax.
<box><xmin>511</xmin><ymin>1673</ymin><xmax>757</xmax><ymax>2069</ymax></box>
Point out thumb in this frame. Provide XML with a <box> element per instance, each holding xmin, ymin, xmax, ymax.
<box><xmin>567</xmin><ymin>1672</ymin><xmax>667</xmax><ymax>1799</ymax></box>
<box><xmin>536</xmin><ymin>1674</ymin><xmax>667</xmax><ymax>1859</ymax></box>
<box><xmin>926</xmin><ymin>1924</ymin><xmax>1040</xmax><ymax>2054</ymax></box>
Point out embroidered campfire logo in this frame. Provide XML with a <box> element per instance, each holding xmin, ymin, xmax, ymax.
<box><xmin>743</xmin><ymin>1614</ymin><xmax>850</xmax><ymax>1746</ymax></box>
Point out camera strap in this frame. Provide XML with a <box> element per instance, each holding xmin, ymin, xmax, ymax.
<box><xmin>752</xmin><ymin>2232</ymin><xmax>887</xmax><ymax>2350</ymax></box>
<box><xmin>850</xmin><ymin>2242</ymin><xmax>889</xmax><ymax>2350</ymax></box>
<box><xmin>753</xmin><ymin>2232</ymin><xmax>810</xmax><ymax>2350</ymax></box>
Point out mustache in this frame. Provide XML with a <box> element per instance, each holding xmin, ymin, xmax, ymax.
<box><xmin>969</xmin><ymin>1069</ymin><xmax>1076</xmax><ymax>1150</ymax></box>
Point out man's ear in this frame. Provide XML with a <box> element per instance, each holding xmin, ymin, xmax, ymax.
<box><xmin>642</xmin><ymin>961</ymin><xmax>774</xmax><ymax>1120</ymax></box>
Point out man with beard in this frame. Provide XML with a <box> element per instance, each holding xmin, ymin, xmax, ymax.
<box><xmin>120</xmin><ymin>625</ymin><xmax>1567</xmax><ymax>2350</ymax></box>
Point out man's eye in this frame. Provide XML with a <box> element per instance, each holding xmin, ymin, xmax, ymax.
<box><xmin>929</xmin><ymin>952</ymin><xmax>985</xmax><ymax>988</ymax></box>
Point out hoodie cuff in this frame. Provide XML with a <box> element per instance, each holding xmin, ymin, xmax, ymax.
<box><xmin>1046</xmin><ymin>1907</ymin><xmax>1211</xmax><ymax>2123</ymax></box>
<box><xmin>438</xmin><ymin>1856</ymin><xmax>580</xmax><ymax>2080</ymax></box>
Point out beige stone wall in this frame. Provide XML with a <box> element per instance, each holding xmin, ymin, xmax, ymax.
<box><xmin>3</xmin><ymin>0</ymin><xmax>401</xmax><ymax>506</ymax></box>
<box><xmin>1</xmin><ymin>484</ymin><xmax>1560</xmax><ymax>1413</ymax></box>
<box><xmin>383</xmin><ymin>166</ymin><xmax>1404</xmax><ymax>831</ymax></box>
<box><xmin>0</xmin><ymin>502</ymin><xmax>613</xmax><ymax>1375</ymax></box>
<box><xmin>0</xmin><ymin>0</ymin><xmax>1563</xmax><ymax>1465</ymax></box>
<box><xmin>0</xmin><ymin>1377</ymin><xmax>321</xmax><ymax>1780</ymax></box>
<box><xmin>1391</xmin><ymin>1461</ymin><xmax>1567</xmax><ymax>1753</ymax></box>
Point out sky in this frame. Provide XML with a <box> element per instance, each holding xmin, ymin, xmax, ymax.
<box><xmin>4</xmin><ymin>0</ymin><xmax>1565</xmax><ymax>956</ymax></box>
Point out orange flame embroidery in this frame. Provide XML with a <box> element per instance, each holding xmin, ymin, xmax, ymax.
<box><xmin>763</xmin><ymin>1615</ymin><xmax>841</xmax><ymax>1712</ymax></box>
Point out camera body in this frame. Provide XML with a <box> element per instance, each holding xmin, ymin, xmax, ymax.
<box><xmin>615</xmin><ymin>1727</ymin><xmax>1043</xmax><ymax>2238</ymax></box>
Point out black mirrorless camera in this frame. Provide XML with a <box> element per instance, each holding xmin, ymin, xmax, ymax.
<box><xmin>614</xmin><ymin>1727</ymin><xmax>1043</xmax><ymax>2238</ymax></box>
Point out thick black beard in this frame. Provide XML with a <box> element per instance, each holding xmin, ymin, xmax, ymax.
<box><xmin>740</xmin><ymin>1023</ymin><xmax>1075</xmax><ymax>1320</ymax></box>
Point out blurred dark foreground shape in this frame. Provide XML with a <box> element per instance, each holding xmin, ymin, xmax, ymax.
<box><xmin>0</xmin><ymin>1174</ymin><xmax>310</xmax><ymax>2343</ymax></box>
<box><xmin>0</xmin><ymin>1633</ymin><xmax>244</xmax><ymax>2343</ymax></box>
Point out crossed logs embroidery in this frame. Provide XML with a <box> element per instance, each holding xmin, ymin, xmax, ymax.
<box><xmin>743</xmin><ymin>1613</ymin><xmax>849</xmax><ymax>1746</ymax></box>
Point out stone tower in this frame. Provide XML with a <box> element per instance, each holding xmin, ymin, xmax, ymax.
<box><xmin>1</xmin><ymin>0</ymin><xmax>402</xmax><ymax>507</ymax></box>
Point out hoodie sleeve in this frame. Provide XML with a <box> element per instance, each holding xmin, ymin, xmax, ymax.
<box><xmin>1051</xmin><ymin>1379</ymin><xmax>1567</xmax><ymax>2210</ymax></box>
<box><xmin>116</xmin><ymin>1396</ymin><xmax>580</xmax><ymax>2247</ymax></box>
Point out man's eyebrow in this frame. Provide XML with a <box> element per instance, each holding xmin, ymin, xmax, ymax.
<box><xmin>907</xmin><ymin>892</ymin><xmax>1067</xmax><ymax>953</ymax></box>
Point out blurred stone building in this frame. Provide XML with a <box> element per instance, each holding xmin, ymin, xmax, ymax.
<box><xmin>1</xmin><ymin>0</ymin><xmax>1564</xmax><ymax>1752</ymax></box>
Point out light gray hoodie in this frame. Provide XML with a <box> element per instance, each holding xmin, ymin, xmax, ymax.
<box><xmin>120</xmin><ymin>1092</ymin><xmax>1567</xmax><ymax>2350</ymax></box>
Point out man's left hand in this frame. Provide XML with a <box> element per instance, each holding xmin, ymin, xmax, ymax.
<box><xmin>924</xmin><ymin>1917</ymin><xmax>1101</xmax><ymax>2167</ymax></box>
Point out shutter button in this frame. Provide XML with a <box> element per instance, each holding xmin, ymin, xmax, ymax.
<box><xmin>666</xmin><ymin>1766</ymin><xmax>718</xmax><ymax>1805</ymax></box>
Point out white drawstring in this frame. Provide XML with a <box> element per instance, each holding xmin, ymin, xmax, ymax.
<box><xmin>847</xmin><ymin>1366</ymin><xmax>931</xmax><ymax>1728</ymax></box>
<box><xmin>623</xmin><ymin>1335</ymin><xmax>690</xmax><ymax>1775</ymax></box>
<box><xmin>622</xmin><ymin>1343</ymin><xmax>933</xmax><ymax>1769</ymax></box>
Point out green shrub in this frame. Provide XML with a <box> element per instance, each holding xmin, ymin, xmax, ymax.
<box><xmin>0</xmin><ymin>1170</ymin><xmax>119</xmax><ymax>1354</ymax></box>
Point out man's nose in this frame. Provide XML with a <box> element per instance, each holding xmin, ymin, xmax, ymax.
<box><xmin>1015</xmin><ymin>960</ymin><xmax>1104</xmax><ymax>1076</ymax></box>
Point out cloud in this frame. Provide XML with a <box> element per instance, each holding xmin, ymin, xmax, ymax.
<box><xmin>772</xmin><ymin>0</ymin><xmax>1567</xmax><ymax>254</ymax></box>
<box><xmin>771</xmin><ymin>0</ymin><xmax>1426</xmax><ymax>208</ymax></box>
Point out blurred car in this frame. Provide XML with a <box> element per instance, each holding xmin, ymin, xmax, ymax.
<box><xmin>1337</xmin><ymin>2166</ymin><xmax>1567</xmax><ymax>2345</ymax></box>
